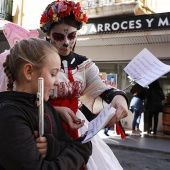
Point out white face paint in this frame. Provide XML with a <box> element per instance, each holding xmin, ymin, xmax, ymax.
<box><xmin>49</xmin><ymin>22</ymin><xmax>77</xmax><ymax>56</ymax></box>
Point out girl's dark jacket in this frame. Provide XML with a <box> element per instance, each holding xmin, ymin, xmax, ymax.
<box><xmin>0</xmin><ymin>91</ymin><xmax>92</xmax><ymax>170</ymax></box>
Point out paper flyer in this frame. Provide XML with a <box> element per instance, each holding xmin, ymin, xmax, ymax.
<box><xmin>124</xmin><ymin>48</ymin><xmax>170</xmax><ymax>87</ymax></box>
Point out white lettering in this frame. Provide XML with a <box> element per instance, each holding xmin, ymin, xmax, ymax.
<box><xmin>121</xmin><ymin>21</ymin><xmax>128</xmax><ymax>30</ymax></box>
<box><xmin>129</xmin><ymin>20</ymin><xmax>135</xmax><ymax>29</ymax></box>
<box><xmin>80</xmin><ymin>15</ymin><xmax>170</xmax><ymax>35</ymax></box>
<box><xmin>89</xmin><ymin>24</ymin><xmax>97</xmax><ymax>33</ymax></box>
<box><xmin>97</xmin><ymin>24</ymin><xmax>103</xmax><ymax>32</ymax></box>
<box><xmin>146</xmin><ymin>18</ymin><xmax>154</xmax><ymax>27</ymax></box>
<box><xmin>111</xmin><ymin>22</ymin><xmax>119</xmax><ymax>30</ymax></box>
<box><xmin>136</xmin><ymin>20</ymin><xmax>142</xmax><ymax>29</ymax></box>
<box><xmin>105</xmin><ymin>23</ymin><xmax>111</xmax><ymax>31</ymax></box>
<box><xmin>158</xmin><ymin>17</ymin><xmax>169</xmax><ymax>26</ymax></box>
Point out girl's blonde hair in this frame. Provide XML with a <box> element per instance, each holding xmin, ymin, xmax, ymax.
<box><xmin>3</xmin><ymin>38</ymin><xmax>59</xmax><ymax>91</ymax></box>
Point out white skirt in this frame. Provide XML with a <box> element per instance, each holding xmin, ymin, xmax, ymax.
<box><xmin>77</xmin><ymin>110</ymin><xmax>123</xmax><ymax>170</ymax></box>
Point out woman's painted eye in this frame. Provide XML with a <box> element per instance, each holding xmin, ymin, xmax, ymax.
<box><xmin>68</xmin><ymin>35</ymin><xmax>76</xmax><ymax>40</ymax></box>
<box><xmin>52</xmin><ymin>33</ymin><xmax>64</xmax><ymax>41</ymax></box>
<box><xmin>68</xmin><ymin>32</ymin><xmax>76</xmax><ymax>41</ymax></box>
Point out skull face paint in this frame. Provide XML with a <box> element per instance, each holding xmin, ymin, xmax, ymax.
<box><xmin>50</xmin><ymin>22</ymin><xmax>77</xmax><ymax>56</ymax></box>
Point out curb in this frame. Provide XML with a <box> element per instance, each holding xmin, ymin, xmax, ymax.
<box><xmin>107</xmin><ymin>143</ymin><xmax>170</xmax><ymax>155</ymax></box>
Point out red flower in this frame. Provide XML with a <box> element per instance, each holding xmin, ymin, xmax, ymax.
<box><xmin>40</xmin><ymin>0</ymin><xmax>88</xmax><ymax>31</ymax></box>
<box><xmin>40</xmin><ymin>13</ymin><xmax>48</xmax><ymax>24</ymax></box>
<box><xmin>48</xmin><ymin>8</ymin><xmax>54</xmax><ymax>19</ymax></box>
<box><xmin>83</xmin><ymin>14</ymin><xmax>88</xmax><ymax>23</ymax></box>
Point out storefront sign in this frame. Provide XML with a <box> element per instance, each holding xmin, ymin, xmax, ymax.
<box><xmin>78</xmin><ymin>12</ymin><xmax>170</xmax><ymax>35</ymax></box>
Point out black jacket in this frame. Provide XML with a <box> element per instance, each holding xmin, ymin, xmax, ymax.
<box><xmin>145</xmin><ymin>81</ymin><xmax>165</xmax><ymax>112</ymax></box>
<box><xmin>0</xmin><ymin>91</ymin><xmax>92</xmax><ymax>170</ymax></box>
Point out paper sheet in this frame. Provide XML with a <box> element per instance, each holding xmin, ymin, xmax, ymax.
<box><xmin>124</xmin><ymin>48</ymin><xmax>170</xmax><ymax>87</ymax></box>
<box><xmin>82</xmin><ymin>104</ymin><xmax>116</xmax><ymax>143</ymax></box>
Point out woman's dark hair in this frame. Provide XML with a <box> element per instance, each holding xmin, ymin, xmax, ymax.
<box><xmin>130</xmin><ymin>83</ymin><xmax>147</xmax><ymax>99</ymax></box>
<box><xmin>130</xmin><ymin>83</ymin><xmax>144</xmax><ymax>95</ymax></box>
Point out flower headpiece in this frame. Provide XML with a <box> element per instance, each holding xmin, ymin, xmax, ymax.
<box><xmin>40</xmin><ymin>0</ymin><xmax>88</xmax><ymax>32</ymax></box>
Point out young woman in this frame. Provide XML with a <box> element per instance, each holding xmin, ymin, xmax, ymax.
<box><xmin>0</xmin><ymin>38</ymin><xmax>92</xmax><ymax>170</ymax></box>
<box><xmin>40</xmin><ymin>1</ymin><xmax>128</xmax><ymax>170</ymax></box>
<box><xmin>129</xmin><ymin>83</ymin><xmax>147</xmax><ymax>135</ymax></box>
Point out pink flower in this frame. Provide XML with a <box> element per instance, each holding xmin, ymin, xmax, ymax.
<box><xmin>58</xmin><ymin>2</ymin><xmax>67</xmax><ymax>13</ymax></box>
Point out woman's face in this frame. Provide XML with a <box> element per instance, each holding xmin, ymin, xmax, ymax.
<box><xmin>49</xmin><ymin>22</ymin><xmax>77</xmax><ymax>56</ymax></box>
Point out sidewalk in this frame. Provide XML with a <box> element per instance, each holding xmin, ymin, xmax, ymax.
<box><xmin>98</xmin><ymin>129</ymin><xmax>170</xmax><ymax>154</ymax></box>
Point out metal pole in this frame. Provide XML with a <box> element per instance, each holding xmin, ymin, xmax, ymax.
<box><xmin>37</xmin><ymin>77</ymin><xmax>44</xmax><ymax>137</ymax></box>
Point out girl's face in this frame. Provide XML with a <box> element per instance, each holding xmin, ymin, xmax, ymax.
<box><xmin>37</xmin><ymin>51</ymin><xmax>60</xmax><ymax>101</ymax></box>
<box><xmin>49</xmin><ymin>22</ymin><xmax>77</xmax><ymax>56</ymax></box>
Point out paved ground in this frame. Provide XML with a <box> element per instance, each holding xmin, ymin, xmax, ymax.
<box><xmin>98</xmin><ymin>129</ymin><xmax>170</xmax><ymax>154</ymax></box>
<box><xmin>111</xmin><ymin>147</ymin><xmax>170</xmax><ymax>170</ymax></box>
<box><xmin>98</xmin><ymin>129</ymin><xmax>170</xmax><ymax>169</ymax></box>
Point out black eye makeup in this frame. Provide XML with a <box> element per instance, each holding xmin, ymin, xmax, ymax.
<box><xmin>52</xmin><ymin>31</ymin><xmax>77</xmax><ymax>42</ymax></box>
<box><xmin>67</xmin><ymin>31</ymin><xmax>77</xmax><ymax>41</ymax></box>
<box><xmin>52</xmin><ymin>33</ymin><xmax>64</xmax><ymax>42</ymax></box>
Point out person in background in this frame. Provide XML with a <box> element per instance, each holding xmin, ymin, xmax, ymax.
<box><xmin>145</xmin><ymin>80</ymin><xmax>165</xmax><ymax>135</ymax></box>
<box><xmin>40</xmin><ymin>1</ymin><xmax>128</xmax><ymax>169</ymax></box>
<box><xmin>0</xmin><ymin>38</ymin><xmax>92</xmax><ymax>170</ymax></box>
<box><xmin>104</xmin><ymin>121</ymin><xmax>130</xmax><ymax>137</ymax></box>
<box><xmin>129</xmin><ymin>83</ymin><xmax>147</xmax><ymax>135</ymax></box>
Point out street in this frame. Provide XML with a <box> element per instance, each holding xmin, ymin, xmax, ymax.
<box><xmin>110</xmin><ymin>146</ymin><xmax>170</xmax><ymax>170</ymax></box>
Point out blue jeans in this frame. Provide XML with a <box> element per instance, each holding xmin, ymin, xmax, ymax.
<box><xmin>104</xmin><ymin>127</ymin><xmax>110</xmax><ymax>134</ymax></box>
<box><xmin>132</xmin><ymin>110</ymin><xmax>141</xmax><ymax>130</ymax></box>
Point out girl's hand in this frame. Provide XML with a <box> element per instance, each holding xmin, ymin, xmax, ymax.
<box><xmin>34</xmin><ymin>131</ymin><xmax>47</xmax><ymax>158</ymax></box>
<box><xmin>54</xmin><ymin>106</ymin><xmax>85</xmax><ymax>129</ymax></box>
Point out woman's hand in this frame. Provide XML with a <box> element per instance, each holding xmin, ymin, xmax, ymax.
<box><xmin>54</xmin><ymin>106</ymin><xmax>85</xmax><ymax>129</ymax></box>
<box><xmin>107</xmin><ymin>95</ymin><xmax>128</xmax><ymax>127</ymax></box>
<box><xmin>34</xmin><ymin>131</ymin><xmax>47</xmax><ymax>158</ymax></box>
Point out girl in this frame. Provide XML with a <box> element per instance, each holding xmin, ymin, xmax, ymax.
<box><xmin>0</xmin><ymin>38</ymin><xmax>92</xmax><ymax>170</ymax></box>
